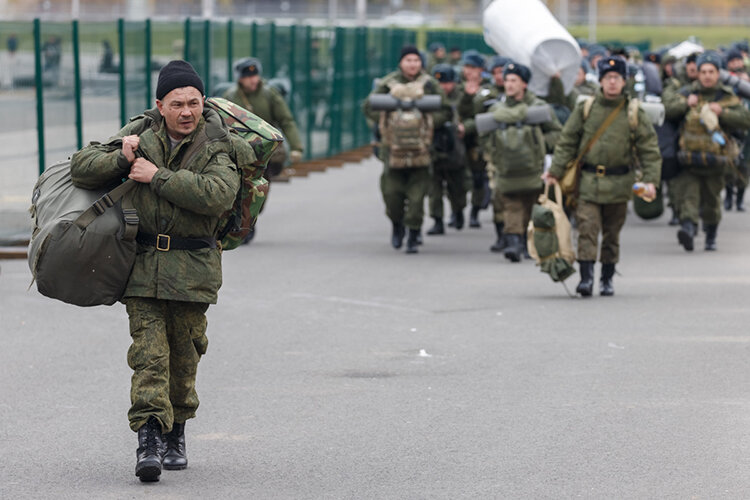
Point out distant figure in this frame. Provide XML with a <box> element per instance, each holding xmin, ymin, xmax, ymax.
<box><xmin>42</xmin><ymin>36</ymin><xmax>61</xmax><ymax>71</ymax></box>
<box><xmin>7</xmin><ymin>34</ymin><xmax>18</xmax><ymax>55</ymax></box>
<box><xmin>99</xmin><ymin>40</ymin><xmax>117</xmax><ymax>73</ymax></box>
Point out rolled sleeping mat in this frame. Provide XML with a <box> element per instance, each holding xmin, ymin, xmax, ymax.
<box><xmin>368</xmin><ymin>94</ymin><xmax>442</xmax><ymax>112</ymax></box>
<box><xmin>720</xmin><ymin>69</ymin><xmax>750</xmax><ymax>100</ymax></box>
<box><xmin>475</xmin><ymin>105</ymin><xmax>553</xmax><ymax>135</ymax></box>
<box><xmin>574</xmin><ymin>95</ymin><xmax>665</xmax><ymax>126</ymax></box>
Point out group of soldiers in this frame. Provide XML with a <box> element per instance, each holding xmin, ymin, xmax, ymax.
<box><xmin>364</xmin><ymin>39</ymin><xmax>750</xmax><ymax>296</ymax></box>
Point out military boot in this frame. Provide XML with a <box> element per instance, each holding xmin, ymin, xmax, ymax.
<box><xmin>704</xmin><ymin>224</ymin><xmax>718</xmax><ymax>251</ymax></box>
<box><xmin>426</xmin><ymin>218</ymin><xmax>445</xmax><ymax>235</ymax></box>
<box><xmin>668</xmin><ymin>208</ymin><xmax>680</xmax><ymax>226</ymax></box>
<box><xmin>677</xmin><ymin>220</ymin><xmax>696</xmax><ymax>252</ymax></box>
<box><xmin>135</xmin><ymin>417</ymin><xmax>164</xmax><ymax>482</ymax></box>
<box><xmin>724</xmin><ymin>185</ymin><xmax>734</xmax><ymax>211</ymax></box>
<box><xmin>469</xmin><ymin>206</ymin><xmax>481</xmax><ymax>228</ymax></box>
<box><xmin>736</xmin><ymin>188</ymin><xmax>745</xmax><ymax>212</ymax></box>
<box><xmin>600</xmin><ymin>263</ymin><xmax>615</xmax><ymax>296</ymax></box>
<box><xmin>503</xmin><ymin>234</ymin><xmax>523</xmax><ymax>263</ymax></box>
<box><xmin>490</xmin><ymin>222</ymin><xmax>506</xmax><ymax>253</ymax></box>
<box><xmin>162</xmin><ymin>422</ymin><xmax>188</xmax><ymax>471</ymax></box>
<box><xmin>447</xmin><ymin>212</ymin><xmax>457</xmax><ymax>228</ymax></box>
<box><xmin>391</xmin><ymin>222</ymin><xmax>405</xmax><ymax>249</ymax></box>
<box><xmin>453</xmin><ymin>210</ymin><xmax>465</xmax><ymax>230</ymax></box>
<box><xmin>576</xmin><ymin>261</ymin><xmax>595</xmax><ymax>297</ymax></box>
<box><xmin>406</xmin><ymin>229</ymin><xmax>420</xmax><ymax>254</ymax></box>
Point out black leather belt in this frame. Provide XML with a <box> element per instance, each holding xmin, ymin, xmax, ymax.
<box><xmin>581</xmin><ymin>163</ymin><xmax>631</xmax><ymax>176</ymax></box>
<box><xmin>136</xmin><ymin>232</ymin><xmax>217</xmax><ymax>251</ymax></box>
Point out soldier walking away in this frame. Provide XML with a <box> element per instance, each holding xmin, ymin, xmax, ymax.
<box><xmin>483</xmin><ymin>63</ymin><xmax>562</xmax><ymax>262</ymax></box>
<box><xmin>364</xmin><ymin>46</ymin><xmax>451</xmax><ymax>254</ymax></box>
<box><xmin>70</xmin><ymin>61</ymin><xmax>241</xmax><ymax>482</ymax></box>
<box><xmin>426</xmin><ymin>64</ymin><xmax>467</xmax><ymax>235</ymax></box>
<box><xmin>723</xmin><ymin>49</ymin><xmax>750</xmax><ymax>212</ymax></box>
<box><xmin>544</xmin><ymin>56</ymin><xmax>661</xmax><ymax>296</ymax></box>
<box><xmin>664</xmin><ymin>51</ymin><xmax>750</xmax><ymax>252</ymax></box>
<box><xmin>224</xmin><ymin>57</ymin><xmax>303</xmax><ymax>243</ymax></box>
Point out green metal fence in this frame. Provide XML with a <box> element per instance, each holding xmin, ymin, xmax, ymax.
<box><xmin>0</xmin><ymin>19</ymin><xmax>502</xmax><ymax>176</ymax></box>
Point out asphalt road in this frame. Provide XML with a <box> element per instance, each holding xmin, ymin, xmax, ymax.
<box><xmin>2</xmin><ymin>157</ymin><xmax>750</xmax><ymax>499</ymax></box>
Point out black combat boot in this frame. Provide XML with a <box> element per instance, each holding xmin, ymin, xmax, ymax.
<box><xmin>135</xmin><ymin>417</ymin><xmax>164</xmax><ymax>482</ymax></box>
<box><xmin>426</xmin><ymin>218</ymin><xmax>445</xmax><ymax>235</ymax></box>
<box><xmin>490</xmin><ymin>222</ymin><xmax>506</xmax><ymax>253</ymax></box>
<box><xmin>576</xmin><ymin>261</ymin><xmax>595</xmax><ymax>297</ymax></box>
<box><xmin>704</xmin><ymin>224</ymin><xmax>718</xmax><ymax>251</ymax></box>
<box><xmin>677</xmin><ymin>220</ymin><xmax>696</xmax><ymax>252</ymax></box>
<box><xmin>736</xmin><ymin>188</ymin><xmax>745</xmax><ymax>212</ymax></box>
<box><xmin>724</xmin><ymin>185</ymin><xmax>734</xmax><ymax>211</ymax></box>
<box><xmin>453</xmin><ymin>210</ymin><xmax>465</xmax><ymax>230</ymax></box>
<box><xmin>162</xmin><ymin>422</ymin><xmax>188</xmax><ymax>471</ymax></box>
<box><xmin>447</xmin><ymin>212</ymin><xmax>457</xmax><ymax>228</ymax></box>
<box><xmin>391</xmin><ymin>222</ymin><xmax>405</xmax><ymax>249</ymax></box>
<box><xmin>406</xmin><ymin>229</ymin><xmax>420</xmax><ymax>254</ymax></box>
<box><xmin>416</xmin><ymin>230</ymin><xmax>423</xmax><ymax>245</ymax></box>
<box><xmin>668</xmin><ymin>208</ymin><xmax>680</xmax><ymax>226</ymax></box>
<box><xmin>600</xmin><ymin>263</ymin><xmax>615</xmax><ymax>296</ymax></box>
<box><xmin>503</xmin><ymin>234</ymin><xmax>523</xmax><ymax>263</ymax></box>
<box><xmin>469</xmin><ymin>206</ymin><xmax>481</xmax><ymax>228</ymax></box>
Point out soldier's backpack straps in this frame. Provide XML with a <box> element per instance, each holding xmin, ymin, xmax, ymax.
<box><xmin>582</xmin><ymin>96</ymin><xmax>595</xmax><ymax>121</ymax></box>
<box><xmin>627</xmin><ymin>97</ymin><xmax>640</xmax><ymax>132</ymax></box>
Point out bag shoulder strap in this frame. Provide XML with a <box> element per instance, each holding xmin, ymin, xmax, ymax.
<box><xmin>572</xmin><ymin>98</ymin><xmax>627</xmax><ymax>167</ymax></box>
<box><xmin>73</xmin><ymin>179</ymin><xmax>139</xmax><ymax>240</ymax></box>
<box><xmin>582</xmin><ymin>96</ymin><xmax>595</xmax><ymax>120</ymax></box>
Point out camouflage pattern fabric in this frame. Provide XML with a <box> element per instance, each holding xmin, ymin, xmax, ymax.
<box><xmin>380</xmin><ymin>168</ymin><xmax>431</xmax><ymax>230</ymax></box>
<box><xmin>125</xmin><ymin>297</ymin><xmax>209</xmax><ymax>433</ymax></box>
<box><xmin>575</xmin><ymin>200</ymin><xmax>628</xmax><ymax>264</ymax></box>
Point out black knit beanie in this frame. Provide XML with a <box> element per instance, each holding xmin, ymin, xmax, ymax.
<box><xmin>156</xmin><ymin>60</ymin><xmax>205</xmax><ymax>100</ymax></box>
<box><xmin>400</xmin><ymin>45</ymin><xmax>421</xmax><ymax>62</ymax></box>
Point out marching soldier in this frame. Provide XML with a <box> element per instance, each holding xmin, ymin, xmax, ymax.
<box><xmin>482</xmin><ymin>63</ymin><xmax>562</xmax><ymax>262</ymax></box>
<box><xmin>363</xmin><ymin>46</ymin><xmax>451</xmax><ymax>254</ymax></box>
<box><xmin>544</xmin><ymin>56</ymin><xmax>661</xmax><ymax>296</ymax></box>
<box><xmin>664</xmin><ymin>51</ymin><xmax>750</xmax><ymax>251</ymax></box>
<box><xmin>426</xmin><ymin>64</ymin><xmax>468</xmax><ymax>235</ymax></box>
<box><xmin>426</xmin><ymin>42</ymin><xmax>448</xmax><ymax>72</ymax></box>
<box><xmin>574</xmin><ymin>59</ymin><xmax>598</xmax><ymax>97</ymax></box>
<box><xmin>723</xmin><ymin>48</ymin><xmax>750</xmax><ymax>212</ymax></box>
<box><xmin>223</xmin><ymin>57</ymin><xmax>303</xmax><ymax>242</ymax></box>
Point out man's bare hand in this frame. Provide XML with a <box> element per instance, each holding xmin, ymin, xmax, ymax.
<box><xmin>129</xmin><ymin>158</ymin><xmax>158</xmax><ymax>183</ymax></box>
<box><xmin>541</xmin><ymin>171</ymin><xmax>558</xmax><ymax>184</ymax></box>
<box><xmin>457</xmin><ymin>122</ymin><xmax>465</xmax><ymax>138</ymax></box>
<box><xmin>464</xmin><ymin>80</ymin><xmax>480</xmax><ymax>96</ymax></box>
<box><xmin>121</xmin><ymin>135</ymin><xmax>140</xmax><ymax>164</ymax></box>
<box><xmin>708</xmin><ymin>102</ymin><xmax>723</xmax><ymax>116</ymax></box>
<box><xmin>687</xmin><ymin>94</ymin><xmax>699</xmax><ymax>108</ymax></box>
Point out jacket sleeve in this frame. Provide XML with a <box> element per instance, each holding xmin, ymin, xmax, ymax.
<box><xmin>662</xmin><ymin>84</ymin><xmax>689</xmax><ymax>122</ymax></box>
<box><xmin>541</xmin><ymin>106</ymin><xmax>563</xmax><ymax>153</ymax></box>
<box><xmin>149</xmin><ymin>150</ymin><xmax>240</xmax><ymax>217</ymax></box>
<box><xmin>424</xmin><ymin>77</ymin><xmax>452</xmax><ymax>127</ymax></box>
<box><xmin>362</xmin><ymin>78</ymin><xmax>391</xmax><ymax>124</ymax></box>
<box><xmin>634</xmin><ymin>108</ymin><xmax>663</xmax><ymax>185</ymax></box>
<box><xmin>270</xmin><ymin>90</ymin><xmax>304</xmax><ymax>152</ymax></box>
<box><xmin>719</xmin><ymin>101</ymin><xmax>750</xmax><ymax>132</ymax></box>
<box><xmin>69</xmin><ymin>119</ymin><xmax>149</xmax><ymax>190</ymax></box>
<box><xmin>548</xmin><ymin>103</ymin><xmax>586</xmax><ymax>178</ymax></box>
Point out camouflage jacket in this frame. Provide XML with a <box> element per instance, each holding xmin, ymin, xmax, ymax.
<box><xmin>550</xmin><ymin>90</ymin><xmax>662</xmax><ymax>204</ymax></box>
<box><xmin>70</xmin><ymin>108</ymin><xmax>241</xmax><ymax>304</ymax></box>
<box><xmin>663</xmin><ymin>81</ymin><xmax>750</xmax><ymax>135</ymax></box>
<box><xmin>224</xmin><ymin>81</ymin><xmax>303</xmax><ymax>152</ymax></box>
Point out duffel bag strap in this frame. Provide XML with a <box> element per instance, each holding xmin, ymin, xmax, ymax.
<box><xmin>73</xmin><ymin>179</ymin><xmax>139</xmax><ymax>239</ymax></box>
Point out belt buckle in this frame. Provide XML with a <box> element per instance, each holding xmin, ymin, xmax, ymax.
<box><xmin>596</xmin><ymin>165</ymin><xmax>606</xmax><ymax>177</ymax></box>
<box><xmin>156</xmin><ymin>234</ymin><xmax>170</xmax><ymax>251</ymax></box>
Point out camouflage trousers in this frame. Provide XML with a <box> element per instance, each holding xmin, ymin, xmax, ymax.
<box><xmin>576</xmin><ymin>200</ymin><xmax>628</xmax><ymax>264</ymax></box>
<box><xmin>501</xmin><ymin>191</ymin><xmax>540</xmax><ymax>235</ymax></box>
<box><xmin>124</xmin><ymin>297</ymin><xmax>209</xmax><ymax>433</ymax></box>
<box><xmin>725</xmin><ymin>162</ymin><xmax>749</xmax><ymax>190</ymax></box>
<box><xmin>486</xmin><ymin>162</ymin><xmax>505</xmax><ymax>224</ymax></box>
<box><xmin>428</xmin><ymin>162</ymin><xmax>467</xmax><ymax>219</ymax></box>
<box><xmin>678</xmin><ymin>170</ymin><xmax>724</xmax><ymax>225</ymax></box>
<box><xmin>380</xmin><ymin>166</ymin><xmax>430</xmax><ymax>230</ymax></box>
<box><xmin>467</xmin><ymin>149</ymin><xmax>489</xmax><ymax>208</ymax></box>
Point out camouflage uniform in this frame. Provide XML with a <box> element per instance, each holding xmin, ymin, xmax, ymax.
<box><xmin>470</xmin><ymin>82</ymin><xmax>505</xmax><ymax>225</ymax></box>
<box><xmin>71</xmin><ymin>107</ymin><xmax>240</xmax><ymax>433</ymax></box>
<box><xmin>457</xmin><ymin>78</ymin><xmax>492</xmax><ymax>221</ymax></box>
<box><xmin>429</xmin><ymin>85</ymin><xmax>467</xmax><ymax>221</ymax></box>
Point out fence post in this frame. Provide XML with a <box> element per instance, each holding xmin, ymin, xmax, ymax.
<box><xmin>72</xmin><ymin>19</ymin><xmax>83</xmax><ymax>150</ymax></box>
<box><xmin>184</xmin><ymin>18</ymin><xmax>191</xmax><ymax>61</ymax></box>
<box><xmin>203</xmin><ymin>19</ymin><xmax>211</xmax><ymax>96</ymax></box>
<box><xmin>33</xmin><ymin>18</ymin><xmax>45</xmax><ymax>175</ymax></box>
<box><xmin>304</xmin><ymin>25</ymin><xmax>313</xmax><ymax>159</ymax></box>
<box><xmin>145</xmin><ymin>19</ymin><xmax>152</xmax><ymax>108</ymax></box>
<box><xmin>251</xmin><ymin>21</ymin><xmax>257</xmax><ymax>57</ymax></box>
<box><xmin>288</xmin><ymin>26</ymin><xmax>296</xmax><ymax>116</ymax></box>
<box><xmin>268</xmin><ymin>22</ymin><xmax>276</xmax><ymax>78</ymax></box>
<box><xmin>226</xmin><ymin>19</ymin><xmax>233</xmax><ymax>81</ymax></box>
<box><xmin>118</xmin><ymin>19</ymin><xmax>126</xmax><ymax>127</ymax></box>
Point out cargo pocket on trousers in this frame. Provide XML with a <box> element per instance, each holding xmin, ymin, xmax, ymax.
<box><xmin>191</xmin><ymin>331</ymin><xmax>208</xmax><ymax>357</ymax></box>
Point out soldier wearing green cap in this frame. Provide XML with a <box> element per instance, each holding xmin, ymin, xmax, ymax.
<box><xmin>665</xmin><ymin>51</ymin><xmax>750</xmax><ymax>252</ymax></box>
<box><xmin>544</xmin><ymin>56</ymin><xmax>661</xmax><ymax>297</ymax></box>
<box><xmin>723</xmin><ymin>49</ymin><xmax>750</xmax><ymax>212</ymax></box>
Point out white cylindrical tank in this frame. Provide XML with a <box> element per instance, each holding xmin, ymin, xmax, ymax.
<box><xmin>483</xmin><ymin>0</ymin><xmax>581</xmax><ymax>97</ymax></box>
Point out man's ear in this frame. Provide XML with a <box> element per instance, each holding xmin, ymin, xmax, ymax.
<box><xmin>156</xmin><ymin>99</ymin><xmax>164</xmax><ymax>116</ymax></box>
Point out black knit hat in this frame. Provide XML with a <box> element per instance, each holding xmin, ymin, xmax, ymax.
<box><xmin>400</xmin><ymin>45</ymin><xmax>421</xmax><ymax>62</ymax></box>
<box><xmin>156</xmin><ymin>60</ymin><xmax>205</xmax><ymax>100</ymax></box>
<box><xmin>503</xmin><ymin>62</ymin><xmax>531</xmax><ymax>83</ymax></box>
<box><xmin>597</xmin><ymin>56</ymin><xmax>627</xmax><ymax>81</ymax></box>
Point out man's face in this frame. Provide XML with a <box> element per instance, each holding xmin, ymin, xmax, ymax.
<box><xmin>450</xmin><ymin>50</ymin><xmax>461</xmax><ymax>60</ymax></box>
<box><xmin>575</xmin><ymin>67</ymin><xmax>586</xmax><ymax>86</ymax></box>
<box><xmin>239</xmin><ymin>75</ymin><xmax>261</xmax><ymax>93</ymax></box>
<box><xmin>698</xmin><ymin>64</ymin><xmax>720</xmax><ymax>88</ymax></box>
<box><xmin>400</xmin><ymin>54</ymin><xmax>422</xmax><ymax>79</ymax></box>
<box><xmin>463</xmin><ymin>65</ymin><xmax>482</xmax><ymax>82</ymax></box>
<box><xmin>503</xmin><ymin>74</ymin><xmax>526</xmax><ymax>99</ymax></box>
<box><xmin>156</xmin><ymin>86</ymin><xmax>204</xmax><ymax>140</ymax></box>
<box><xmin>664</xmin><ymin>63</ymin><xmax>674</xmax><ymax>77</ymax></box>
<box><xmin>434</xmin><ymin>47</ymin><xmax>446</xmax><ymax>59</ymax></box>
<box><xmin>686</xmin><ymin>62</ymin><xmax>698</xmax><ymax>81</ymax></box>
<box><xmin>600</xmin><ymin>72</ymin><xmax>626</xmax><ymax>99</ymax></box>
<box><xmin>590</xmin><ymin>55</ymin><xmax>603</xmax><ymax>69</ymax></box>
<box><xmin>439</xmin><ymin>81</ymin><xmax>456</xmax><ymax>94</ymax></box>
<box><xmin>492</xmin><ymin>67</ymin><xmax>505</xmax><ymax>87</ymax></box>
<box><xmin>727</xmin><ymin>58</ymin><xmax>746</xmax><ymax>74</ymax></box>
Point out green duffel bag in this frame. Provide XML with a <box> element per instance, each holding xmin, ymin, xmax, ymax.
<box><xmin>28</xmin><ymin>160</ymin><xmax>139</xmax><ymax>307</ymax></box>
<box><xmin>633</xmin><ymin>185</ymin><xmax>664</xmax><ymax>220</ymax></box>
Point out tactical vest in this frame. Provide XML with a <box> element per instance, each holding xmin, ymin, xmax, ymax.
<box><xmin>677</xmin><ymin>92</ymin><xmax>741</xmax><ymax>172</ymax></box>
<box><xmin>379</xmin><ymin>74</ymin><xmax>434</xmax><ymax>168</ymax></box>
